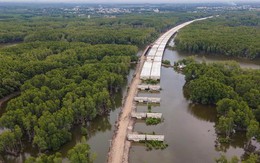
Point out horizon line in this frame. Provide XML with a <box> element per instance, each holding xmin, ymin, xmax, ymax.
<box><xmin>0</xmin><ymin>1</ymin><xmax>259</xmax><ymax>4</ymax></box>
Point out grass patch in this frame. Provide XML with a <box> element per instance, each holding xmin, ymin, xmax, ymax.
<box><xmin>143</xmin><ymin>79</ymin><xmax>159</xmax><ymax>85</ymax></box>
<box><xmin>162</xmin><ymin>60</ymin><xmax>171</xmax><ymax>65</ymax></box>
<box><xmin>145</xmin><ymin>117</ymin><xmax>161</xmax><ymax>125</ymax></box>
<box><xmin>140</xmin><ymin>140</ymin><xmax>168</xmax><ymax>151</ymax></box>
<box><xmin>147</xmin><ymin>104</ymin><xmax>152</xmax><ymax>112</ymax></box>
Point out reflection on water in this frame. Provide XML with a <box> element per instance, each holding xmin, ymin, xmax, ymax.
<box><xmin>216</xmin><ymin>133</ymin><xmax>247</xmax><ymax>153</ymax></box>
<box><xmin>187</xmin><ymin>103</ymin><xmax>217</xmax><ymax>123</ymax></box>
<box><xmin>164</xmin><ymin>49</ymin><xmax>260</xmax><ymax>70</ymax></box>
<box><xmin>86</xmin><ymin>116</ymin><xmax>112</xmax><ymax>138</ymax></box>
<box><xmin>129</xmin><ymin>46</ymin><xmax>258</xmax><ymax>163</ymax></box>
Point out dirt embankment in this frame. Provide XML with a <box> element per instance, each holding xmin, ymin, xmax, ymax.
<box><xmin>107</xmin><ymin>47</ymin><xmax>148</xmax><ymax>163</ymax></box>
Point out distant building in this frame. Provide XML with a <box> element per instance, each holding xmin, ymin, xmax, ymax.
<box><xmin>153</xmin><ymin>9</ymin><xmax>160</xmax><ymax>13</ymax></box>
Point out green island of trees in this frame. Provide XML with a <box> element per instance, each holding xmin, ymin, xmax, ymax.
<box><xmin>178</xmin><ymin>58</ymin><xmax>260</xmax><ymax>156</ymax></box>
<box><xmin>175</xmin><ymin>12</ymin><xmax>260</xmax><ymax>59</ymax></box>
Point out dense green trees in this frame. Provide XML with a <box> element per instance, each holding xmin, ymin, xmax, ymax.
<box><xmin>25</xmin><ymin>153</ymin><xmax>62</xmax><ymax>163</ymax></box>
<box><xmin>175</xmin><ymin>12</ymin><xmax>260</xmax><ymax>59</ymax></box>
<box><xmin>0</xmin><ymin>42</ymin><xmax>137</xmax><ymax>98</ymax></box>
<box><xmin>25</xmin><ymin>137</ymin><xmax>93</xmax><ymax>163</ymax></box>
<box><xmin>0</xmin><ymin>126</ymin><xmax>23</xmax><ymax>156</ymax></box>
<box><xmin>0</xmin><ymin>42</ymin><xmax>137</xmax><ymax>154</ymax></box>
<box><xmin>0</xmin><ymin>12</ymin><xmax>205</xmax><ymax>45</ymax></box>
<box><xmin>216</xmin><ymin>98</ymin><xmax>254</xmax><ymax>138</ymax></box>
<box><xmin>180</xmin><ymin>59</ymin><xmax>260</xmax><ymax>147</ymax></box>
<box><xmin>188</xmin><ymin>77</ymin><xmax>236</xmax><ymax>104</ymax></box>
<box><xmin>67</xmin><ymin>137</ymin><xmax>94</xmax><ymax>163</ymax></box>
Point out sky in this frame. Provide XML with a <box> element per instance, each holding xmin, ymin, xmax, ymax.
<box><xmin>0</xmin><ymin>0</ymin><xmax>257</xmax><ymax>3</ymax></box>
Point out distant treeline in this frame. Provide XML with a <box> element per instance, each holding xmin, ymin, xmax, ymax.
<box><xmin>175</xmin><ymin>12</ymin><xmax>260</xmax><ymax>59</ymax></box>
<box><xmin>0</xmin><ymin>13</ymin><xmax>206</xmax><ymax>46</ymax></box>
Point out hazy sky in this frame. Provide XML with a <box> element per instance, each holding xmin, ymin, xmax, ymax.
<box><xmin>0</xmin><ymin>0</ymin><xmax>256</xmax><ymax>3</ymax></box>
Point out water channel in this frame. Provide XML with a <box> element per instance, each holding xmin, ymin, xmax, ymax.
<box><xmin>0</xmin><ymin>40</ymin><xmax>259</xmax><ymax>162</ymax></box>
<box><xmin>129</xmin><ymin>40</ymin><xmax>259</xmax><ymax>163</ymax></box>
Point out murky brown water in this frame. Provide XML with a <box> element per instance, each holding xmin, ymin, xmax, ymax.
<box><xmin>129</xmin><ymin>45</ymin><xmax>258</xmax><ymax>163</ymax></box>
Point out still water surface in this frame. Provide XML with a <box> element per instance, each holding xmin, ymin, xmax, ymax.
<box><xmin>129</xmin><ymin>45</ymin><xmax>259</xmax><ymax>163</ymax></box>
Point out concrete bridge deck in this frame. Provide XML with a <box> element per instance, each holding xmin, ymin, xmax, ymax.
<box><xmin>140</xmin><ymin>16</ymin><xmax>213</xmax><ymax>81</ymax></box>
<box><xmin>127</xmin><ymin>134</ymin><xmax>165</xmax><ymax>142</ymax></box>
<box><xmin>134</xmin><ymin>97</ymin><xmax>161</xmax><ymax>103</ymax></box>
<box><xmin>137</xmin><ymin>84</ymin><xmax>161</xmax><ymax>91</ymax></box>
<box><xmin>131</xmin><ymin>112</ymin><xmax>163</xmax><ymax>119</ymax></box>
